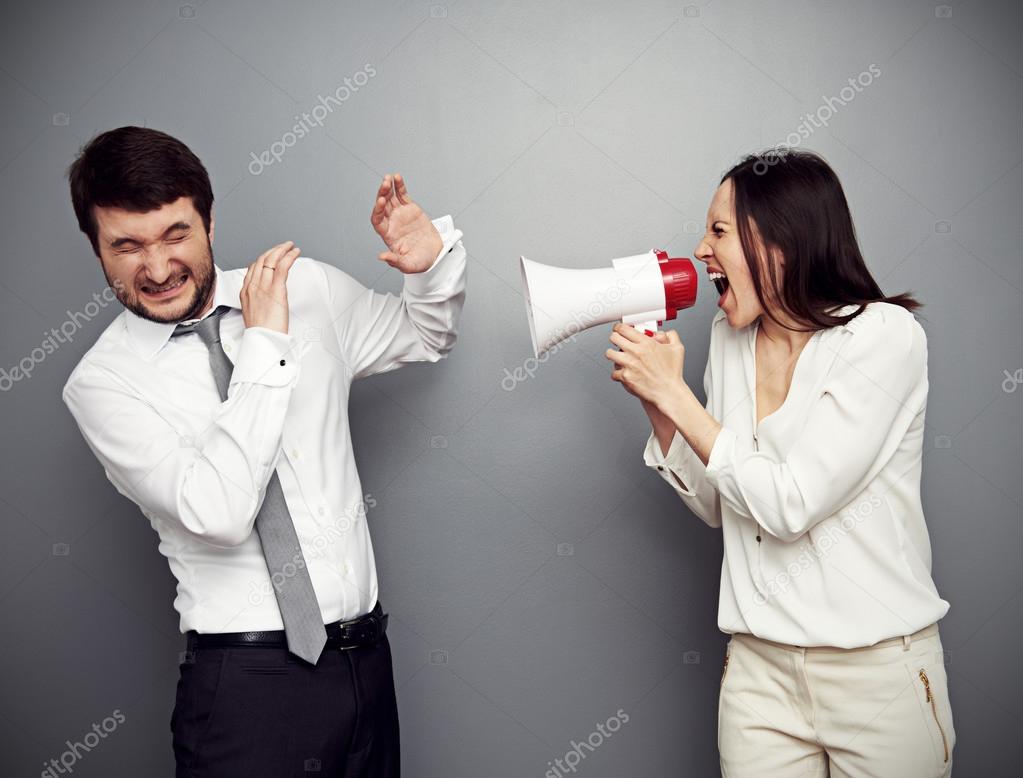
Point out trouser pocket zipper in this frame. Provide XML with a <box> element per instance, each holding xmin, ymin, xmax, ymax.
<box><xmin>918</xmin><ymin>669</ymin><xmax>949</xmax><ymax>763</ymax></box>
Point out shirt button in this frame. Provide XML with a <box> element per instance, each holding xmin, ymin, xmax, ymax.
<box><xmin>657</xmin><ymin>466</ymin><xmax>664</xmax><ymax>471</ymax></box>
<box><xmin>279</xmin><ymin>359</ymin><xmax>286</xmax><ymax>366</ymax></box>
<box><xmin>291</xmin><ymin>448</ymin><xmax>299</xmax><ymax>459</ymax></box>
<box><xmin>317</xmin><ymin>506</ymin><xmax>325</xmax><ymax>516</ymax></box>
<box><xmin>224</xmin><ymin>343</ymin><xmax>231</xmax><ymax>352</ymax></box>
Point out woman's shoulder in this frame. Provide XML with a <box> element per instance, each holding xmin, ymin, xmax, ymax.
<box><xmin>823</xmin><ymin>301</ymin><xmax>927</xmax><ymax>380</ymax></box>
<box><xmin>828</xmin><ymin>301</ymin><xmax>923</xmax><ymax>342</ymax></box>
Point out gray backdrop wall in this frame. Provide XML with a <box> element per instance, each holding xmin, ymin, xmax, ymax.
<box><xmin>2</xmin><ymin>0</ymin><xmax>1021</xmax><ymax>775</ymax></box>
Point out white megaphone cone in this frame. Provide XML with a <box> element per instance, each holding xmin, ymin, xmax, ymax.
<box><xmin>520</xmin><ymin>250</ymin><xmax>698</xmax><ymax>357</ymax></box>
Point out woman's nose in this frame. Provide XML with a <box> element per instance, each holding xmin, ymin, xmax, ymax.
<box><xmin>694</xmin><ymin>239</ymin><xmax>712</xmax><ymax>262</ymax></box>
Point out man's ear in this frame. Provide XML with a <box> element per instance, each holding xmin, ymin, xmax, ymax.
<box><xmin>208</xmin><ymin>205</ymin><xmax>216</xmax><ymax>245</ymax></box>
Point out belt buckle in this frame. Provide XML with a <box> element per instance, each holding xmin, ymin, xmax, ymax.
<box><xmin>333</xmin><ymin>607</ymin><xmax>386</xmax><ymax>651</ymax></box>
<box><xmin>337</xmin><ymin>613</ymin><xmax>374</xmax><ymax>651</ymax></box>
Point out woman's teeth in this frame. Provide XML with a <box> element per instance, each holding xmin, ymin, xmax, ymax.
<box><xmin>709</xmin><ymin>271</ymin><xmax>729</xmax><ymax>296</ymax></box>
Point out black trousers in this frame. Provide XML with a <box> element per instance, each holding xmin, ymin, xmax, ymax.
<box><xmin>170</xmin><ymin>632</ymin><xmax>400</xmax><ymax>777</ymax></box>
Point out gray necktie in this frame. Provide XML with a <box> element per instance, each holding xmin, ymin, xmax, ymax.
<box><xmin>172</xmin><ymin>305</ymin><xmax>327</xmax><ymax>665</ymax></box>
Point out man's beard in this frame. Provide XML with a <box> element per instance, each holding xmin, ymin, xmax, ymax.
<box><xmin>108</xmin><ymin>240</ymin><xmax>216</xmax><ymax>324</ymax></box>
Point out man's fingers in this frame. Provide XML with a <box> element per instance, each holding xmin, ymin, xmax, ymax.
<box><xmin>394</xmin><ymin>173</ymin><xmax>410</xmax><ymax>204</ymax></box>
<box><xmin>246</xmin><ymin>242</ymin><xmax>288</xmax><ymax>292</ymax></box>
<box><xmin>268</xmin><ymin>244</ymin><xmax>298</xmax><ymax>284</ymax></box>
<box><xmin>266</xmin><ymin>240</ymin><xmax>293</xmax><ymax>269</ymax></box>
<box><xmin>371</xmin><ymin>195</ymin><xmax>389</xmax><ymax>226</ymax></box>
<box><xmin>270</xmin><ymin>246</ymin><xmax>301</xmax><ymax>287</ymax></box>
<box><xmin>665</xmin><ymin>330</ymin><xmax>681</xmax><ymax>345</ymax></box>
<box><xmin>242</xmin><ymin>261</ymin><xmax>256</xmax><ymax>295</ymax></box>
<box><xmin>259</xmin><ymin>241</ymin><xmax>294</xmax><ymax>285</ymax></box>
<box><xmin>372</xmin><ymin>177</ymin><xmax>393</xmax><ymax>223</ymax></box>
<box><xmin>256</xmin><ymin>241</ymin><xmax>288</xmax><ymax>266</ymax></box>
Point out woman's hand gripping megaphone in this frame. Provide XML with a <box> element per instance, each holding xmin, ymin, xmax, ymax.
<box><xmin>606</xmin><ymin>322</ymin><xmax>686</xmax><ymax>409</ymax></box>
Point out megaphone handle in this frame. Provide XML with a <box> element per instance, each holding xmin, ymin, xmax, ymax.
<box><xmin>627</xmin><ymin>319</ymin><xmax>662</xmax><ymax>338</ymax></box>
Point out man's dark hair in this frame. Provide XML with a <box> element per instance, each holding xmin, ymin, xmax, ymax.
<box><xmin>67</xmin><ymin>126</ymin><xmax>214</xmax><ymax>256</ymax></box>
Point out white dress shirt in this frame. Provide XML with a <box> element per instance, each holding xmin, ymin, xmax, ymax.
<box><xmin>644</xmin><ymin>301</ymin><xmax>949</xmax><ymax>648</ymax></box>
<box><xmin>63</xmin><ymin>216</ymin><xmax>466</xmax><ymax>634</ymax></box>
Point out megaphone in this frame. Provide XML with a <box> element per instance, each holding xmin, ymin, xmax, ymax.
<box><xmin>519</xmin><ymin>250</ymin><xmax>698</xmax><ymax>357</ymax></box>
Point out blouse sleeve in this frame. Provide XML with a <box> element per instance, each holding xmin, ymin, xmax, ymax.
<box><xmin>643</xmin><ymin>344</ymin><xmax>723</xmax><ymax>529</ymax></box>
<box><xmin>703</xmin><ymin>305</ymin><xmax>928</xmax><ymax>543</ymax></box>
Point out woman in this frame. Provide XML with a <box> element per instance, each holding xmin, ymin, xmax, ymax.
<box><xmin>606</xmin><ymin>149</ymin><xmax>955</xmax><ymax>777</ymax></box>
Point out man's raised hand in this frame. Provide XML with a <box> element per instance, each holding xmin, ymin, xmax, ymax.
<box><xmin>370</xmin><ymin>173</ymin><xmax>443</xmax><ymax>274</ymax></box>
<box><xmin>240</xmin><ymin>241</ymin><xmax>301</xmax><ymax>334</ymax></box>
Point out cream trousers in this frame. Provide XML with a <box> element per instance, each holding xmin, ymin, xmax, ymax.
<box><xmin>718</xmin><ymin>623</ymin><xmax>955</xmax><ymax>777</ymax></box>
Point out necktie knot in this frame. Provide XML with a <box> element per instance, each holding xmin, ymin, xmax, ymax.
<box><xmin>172</xmin><ymin>304</ymin><xmax>231</xmax><ymax>347</ymax></box>
<box><xmin>171</xmin><ymin>305</ymin><xmax>234</xmax><ymax>402</ymax></box>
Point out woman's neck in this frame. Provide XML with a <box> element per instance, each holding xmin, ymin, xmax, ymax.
<box><xmin>757</xmin><ymin>311</ymin><xmax>816</xmax><ymax>354</ymax></box>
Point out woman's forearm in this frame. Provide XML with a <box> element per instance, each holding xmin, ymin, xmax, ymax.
<box><xmin>642</xmin><ymin>399</ymin><xmax>676</xmax><ymax>457</ymax></box>
<box><xmin>657</xmin><ymin>382</ymin><xmax>722</xmax><ymax>466</ymax></box>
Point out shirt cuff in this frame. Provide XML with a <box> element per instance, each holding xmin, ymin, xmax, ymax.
<box><xmin>228</xmin><ymin>326</ymin><xmax>301</xmax><ymax>389</ymax></box>
<box><xmin>402</xmin><ymin>214</ymin><xmax>465</xmax><ymax>296</ymax></box>
<box><xmin>703</xmin><ymin>424</ymin><xmax>738</xmax><ymax>494</ymax></box>
<box><xmin>643</xmin><ymin>429</ymin><xmax>697</xmax><ymax>496</ymax></box>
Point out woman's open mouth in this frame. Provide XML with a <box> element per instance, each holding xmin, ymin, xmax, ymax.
<box><xmin>141</xmin><ymin>273</ymin><xmax>189</xmax><ymax>300</ymax></box>
<box><xmin>709</xmin><ymin>270</ymin><xmax>730</xmax><ymax>305</ymax></box>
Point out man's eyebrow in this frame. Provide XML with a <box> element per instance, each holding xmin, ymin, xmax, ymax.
<box><xmin>109</xmin><ymin>221</ymin><xmax>191</xmax><ymax>249</ymax></box>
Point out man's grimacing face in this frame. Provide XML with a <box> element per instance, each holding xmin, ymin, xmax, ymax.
<box><xmin>93</xmin><ymin>196</ymin><xmax>216</xmax><ymax>324</ymax></box>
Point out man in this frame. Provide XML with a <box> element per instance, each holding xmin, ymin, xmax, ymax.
<box><xmin>62</xmin><ymin>125</ymin><xmax>467</xmax><ymax>776</ymax></box>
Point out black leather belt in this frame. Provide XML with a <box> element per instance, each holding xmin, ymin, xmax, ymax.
<box><xmin>186</xmin><ymin>602</ymin><xmax>388</xmax><ymax>652</ymax></box>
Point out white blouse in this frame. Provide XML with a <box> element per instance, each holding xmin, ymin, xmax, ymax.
<box><xmin>644</xmin><ymin>301</ymin><xmax>949</xmax><ymax>648</ymax></box>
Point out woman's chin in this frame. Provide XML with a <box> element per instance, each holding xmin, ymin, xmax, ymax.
<box><xmin>723</xmin><ymin>308</ymin><xmax>757</xmax><ymax>330</ymax></box>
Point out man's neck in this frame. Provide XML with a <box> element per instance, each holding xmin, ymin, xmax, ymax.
<box><xmin>193</xmin><ymin>274</ymin><xmax>218</xmax><ymax>320</ymax></box>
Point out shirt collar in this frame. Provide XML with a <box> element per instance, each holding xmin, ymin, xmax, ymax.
<box><xmin>124</xmin><ymin>263</ymin><xmax>243</xmax><ymax>360</ymax></box>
